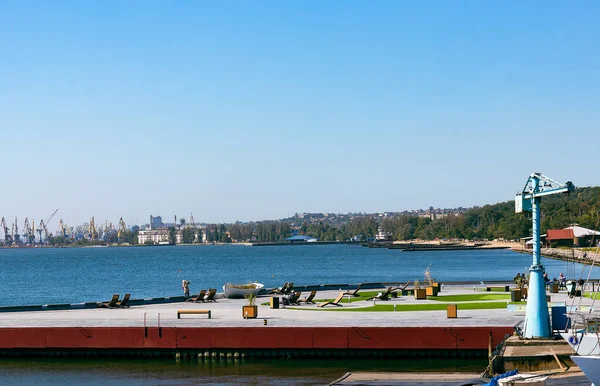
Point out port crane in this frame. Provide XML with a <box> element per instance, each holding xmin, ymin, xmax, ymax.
<box><xmin>117</xmin><ymin>218</ymin><xmax>127</xmax><ymax>241</ymax></box>
<box><xmin>1</xmin><ymin>217</ymin><xmax>11</xmax><ymax>245</ymax></box>
<box><xmin>23</xmin><ymin>218</ymin><xmax>35</xmax><ymax>245</ymax></box>
<box><xmin>36</xmin><ymin>219</ymin><xmax>51</xmax><ymax>245</ymax></box>
<box><xmin>57</xmin><ymin>219</ymin><xmax>70</xmax><ymax>238</ymax></box>
<box><xmin>89</xmin><ymin>217</ymin><xmax>98</xmax><ymax>240</ymax></box>
<box><xmin>33</xmin><ymin>209</ymin><xmax>58</xmax><ymax>244</ymax></box>
<box><xmin>516</xmin><ymin>173</ymin><xmax>575</xmax><ymax>338</ymax></box>
<box><xmin>13</xmin><ymin>217</ymin><xmax>20</xmax><ymax>245</ymax></box>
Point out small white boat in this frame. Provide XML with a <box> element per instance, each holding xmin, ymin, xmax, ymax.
<box><xmin>223</xmin><ymin>282</ymin><xmax>264</xmax><ymax>299</ymax></box>
<box><xmin>571</xmin><ymin>355</ymin><xmax>600</xmax><ymax>385</ymax></box>
<box><xmin>497</xmin><ymin>374</ymin><xmax>548</xmax><ymax>386</ymax></box>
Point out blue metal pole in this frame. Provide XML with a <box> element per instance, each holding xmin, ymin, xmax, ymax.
<box><xmin>523</xmin><ymin>176</ymin><xmax>550</xmax><ymax>338</ymax></box>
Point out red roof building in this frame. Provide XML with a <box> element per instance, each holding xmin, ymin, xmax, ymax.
<box><xmin>547</xmin><ymin>229</ymin><xmax>575</xmax><ymax>241</ymax></box>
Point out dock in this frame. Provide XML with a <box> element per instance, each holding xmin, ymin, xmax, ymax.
<box><xmin>0</xmin><ymin>283</ymin><xmax>595</xmax><ymax>385</ymax></box>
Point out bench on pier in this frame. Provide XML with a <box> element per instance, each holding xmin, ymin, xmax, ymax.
<box><xmin>486</xmin><ymin>286</ymin><xmax>510</xmax><ymax>292</ymax></box>
<box><xmin>177</xmin><ymin>310</ymin><xmax>211</xmax><ymax>319</ymax></box>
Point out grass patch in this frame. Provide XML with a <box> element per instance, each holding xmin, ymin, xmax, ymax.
<box><xmin>430</xmin><ymin>294</ymin><xmax>511</xmax><ymax>302</ymax></box>
<box><xmin>319</xmin><ymin>301</ymin><xmax>508</xmax><ymax>312</ymax></box>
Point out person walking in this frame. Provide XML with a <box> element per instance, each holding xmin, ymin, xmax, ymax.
<box><xmin>182</xmin><ymin>280</ymin><xmax>190</xmax><ymax>299</ymax></box>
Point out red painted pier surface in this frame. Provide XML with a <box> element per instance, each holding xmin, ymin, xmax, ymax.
<box><xmin>0</xmin><ymin>326</ymin><xmax>512</xmax><ymax>352</ymax></box>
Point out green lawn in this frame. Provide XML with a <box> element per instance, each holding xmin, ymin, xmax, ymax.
<box><xmin>308</xmin><ymin>301</ymin><xmax>508</xmax><ymax>312</ymax></box>
<box><xmin>430</xmin><ymin>293</ymin><xmax>511</xmax><ymax>302</ymax></box>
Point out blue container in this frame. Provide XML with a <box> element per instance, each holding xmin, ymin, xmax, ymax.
<box><xmin>551</xmin><ymin>305</ymin><xmax>569</xmax><ymax>332</ymax></box>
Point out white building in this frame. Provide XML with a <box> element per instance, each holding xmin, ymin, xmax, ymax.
<box><xmin>138</xmin><ymin>229</ymin><xmax>183</xmax><ymax>245</ymax></box>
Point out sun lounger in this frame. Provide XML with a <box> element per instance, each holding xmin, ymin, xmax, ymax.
<box><xmin>391</xmin><ymin>281</ymin><xmax>411</xmax><ymax>291</ymax></box>
<box><xmin>342</xmin><ymin>285</ymin><xmax>361</xmax><ymax>297</ymax></box>
<box><xmin>186</xmin><ymin>289</ymin><xmax>206</xmax><ymax>303</ymax></box>
<box><xmin>99</xmin><ymin>294</ymin><xmax>120</xmax><ymax>309</ymax></box>
<box><xmin>299</xmin><ymin>290</ymin><xmax>317</xmax><ymax>304</ymax></box>
<box><xmin>116</xmin><ymin>293</ymin><xmax>131</xmax><ymax>308</ymax></box>
<box><xmin>204</xmin><ymin>288</ymin><xmax>217</xmax><ymax>302</ymax></box>
<box><xmin>270</xmin><ymin>282</ymin><xmax>289</xmax><ymax>294</ymax></box>
<box><xmin>366</xmin><ymin>287</ymin><xmax>392</xmax><ymax>301</ymax></box>
<box><xmin>318</xmin><ymin>292</ymin><xmax>345</xmax><ymax>308</ymax></box>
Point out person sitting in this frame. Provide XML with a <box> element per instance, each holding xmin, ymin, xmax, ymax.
<box><xmin>558</xmin><ymin>273</ymin><xmax>567</xmax><ymax>290</ymax></box>
<box><xmin>513</xmin><ymin>273</ymin><xmax>521</xmax><ymax>284</ymax></box>
<box><xmin>543</xmin><ymin>273</ymin><xmax>550</xmax><ymax>285</ymax></box>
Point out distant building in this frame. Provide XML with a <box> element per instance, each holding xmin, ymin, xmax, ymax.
<box><xmin>547</xmin><ymin>225</ymin><xmax>600</xmax><ymax>247</ymax></box>
<box><xmin>150</xmin><ymin>215</ymin><xmax>163</xmax><ymax>230</ymax></box>
<box><xmin>138</xmin><ymin>229</ymin><xmax>182</xmax><ymax>244</ymax></box>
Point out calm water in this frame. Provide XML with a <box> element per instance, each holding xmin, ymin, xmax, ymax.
<box><xmin>0</xmin><ymin>244</ymin><xmax>587</xmax><ymax>306</ymax></box>
<box><xmin>0</xmin><ymin>357</ymin><xmax>487</xmax><ymax>385</ymax></box>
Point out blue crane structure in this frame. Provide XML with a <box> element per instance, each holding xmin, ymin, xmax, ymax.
<box><xmin>515</xmin><ymin>173</ymin><xmax>575</xmax><ymax>338</ymax></box>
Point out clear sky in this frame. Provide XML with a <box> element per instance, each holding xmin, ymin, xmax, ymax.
<box><xmin>1</xmin><ymin>1</ymin><xmax>598</xmax><ymax>229</ymax></box>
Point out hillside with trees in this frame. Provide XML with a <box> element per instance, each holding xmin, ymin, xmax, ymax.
<box><xmin>199</xmin><ymin>186</ymin><xmax>599</xmax><ymax>244</ymax></box>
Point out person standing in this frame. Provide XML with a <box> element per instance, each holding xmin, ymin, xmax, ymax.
<box><xmin>182</xmin><ymin>280</ymin><xmax>190</xmax><ymax>299</ymax></box>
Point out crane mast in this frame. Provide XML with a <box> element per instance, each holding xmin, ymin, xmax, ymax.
<box><xmin>13</xmin><ymin>217</ymin><xmax>20</xmax><ymax>245</ymax></box>
<box><xmin>516</xmin><ymin>173</ymin><xmax>575</xmax><ymax>338</ymax></box>
<box><xmin>1</xmin><ymin>217</ymin><xmax>11</xmax><ymax>246</ymax></box>
<box><xmin>89</xmin><ymin>217</ymin><xmax>98</xmax><ymax>240</ymax></box>
<box><xmin>117</xmin><ymin>217</ymin><xmax>127</xmax><ymax>241</ymax></box>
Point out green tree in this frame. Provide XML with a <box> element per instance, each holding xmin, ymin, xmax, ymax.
<box><xmin>168</xmin><ymin>226</ymin><xmax>177</xmax><ymax>245</ymax></box>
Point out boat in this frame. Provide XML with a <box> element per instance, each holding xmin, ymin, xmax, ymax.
<box><xmin>571</xmin><ymin>355</ymin><xmax>600</xmax><ymax>385</ymax></box>
<box><xmin>223</xmin><ymin>282</ymin><xmax>264</xmax><ymax>299</ymax></box>
<box><xmin>560</xmin><ymin>327</ymin><xmax>600</xmax><ymax>356</ymax></box>
<box><xmin>497</xmin><ymin>374</ymin><xmax>548</xmax><ymax>386</ymax></box>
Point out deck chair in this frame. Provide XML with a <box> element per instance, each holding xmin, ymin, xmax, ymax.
<box><xmin>270</xmin><ymin>282</ymin><xmax>289</xmax><ymax>294</ymax></box>
<box><xmin>366</xmin><ymin>287</ymin><xmax>392</xmax><ymax>301</ymax></box>
<box><xmin>299</xmin><ymin>290</ymin><xmax>317</xmax><ymax>304</ymax></box>
<box><xmin>116</xmin><ymin>293</ymin><xmax>131</xmax><ymax>308</ymax></box>
<box><xmin>318</xmin><ymin>292</ymin><xmax>345</xmax><ymax>307</ymax></box>
<box><xmin>99</xmin><ymin>294</ymin><xmax>120</xmax><ymax>308</ymax></box>
<box><xmin>204</xmin><ymin>288</ymin><xmax>217</xmax><ymax>302</ymax></box>
<box><xmin>342</xmin><ymin>285</ymin><xmax>361</xmax><ymax>297</ymax></box>
<box><xmin>391</xmin><ymin>281</ymin><xmax>411</xmax><ymax>292</ymax></box>
<box><xmin>186</xmin><ymin>289</ymin><xmax>206</xmax><ymax>302</ymax></box>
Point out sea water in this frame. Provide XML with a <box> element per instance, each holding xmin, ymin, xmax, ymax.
<box><xmin>0</xmin><ymin>244</ymin><xmax>586</xmax><ymax>306</ymax></box>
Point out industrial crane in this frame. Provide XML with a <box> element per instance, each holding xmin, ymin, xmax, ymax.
<box><xmin>117</xmin><ymin>217</ymin><xmax>127</xmax><ymax>241</ymax></box>
<box><xmin>22</xmin><ymin>218</ymin><xmax>34</xmax><ymax>245</ymax></box>
<box><xmin>44</xmin><ymin>209</ymin><xmax>58</xmax><ymax>231</ymax></box>
<box><xmin>89</xmin><ymin>217</ymin><xmax>98</xmax><ymax>240</ymax></box>
<box><xmin>37</xmin><ymin>219</ymin><xmax>50</xmax><ymax>245</ymax></box>
<box><xmin>515</xmin><ymin>173</ymin><xmax>575</xmax><ymax>338</ymax></box>
<box><xmin>13</xmin><ymin>217</ymin><xmax>20</xmax><ymax>245</ymax></box>
<box><xmin>58</xmin><ymin>219</ymin><xmax>69</xmax><ymax>238</ymax></box>
<box><xmin>1</xmin><ymin>217</ymin><xmax>11</xmax><ymax>246</ymax></box>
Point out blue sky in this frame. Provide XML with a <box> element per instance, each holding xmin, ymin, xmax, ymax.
<box><xmin>1</xmin><ymin>1</ymin><xmax>598</xmax><ymax>228</ymax></box>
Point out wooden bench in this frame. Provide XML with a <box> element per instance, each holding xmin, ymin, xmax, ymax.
<box><xmin>177</xmin><ymin>310</ymin><xmax>211</xmax><ymax>319</ymax></box>
<box><xmin>486</xmin><ymin>286</ymin><xmax>510</xmax><ymax>292</ymax></box>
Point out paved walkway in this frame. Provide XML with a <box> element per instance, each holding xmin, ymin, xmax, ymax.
<box><xmin>0</xmin><ymin>286</ymin><xmax>592</xmax><ymax>328</ymax></box>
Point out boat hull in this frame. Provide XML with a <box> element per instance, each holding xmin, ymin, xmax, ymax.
<box><xmin>560</xmin><ymin>331</ymin><xmax>600</xmax><ymax>355</ymax></box>
<box><xmin>223</xmin><ymin>283</ymin><xmax>264</xmax><ymax>299</ymax></box>
<box><xmin>571</xmin><ymin>355</ymin><xmax>600</xmax><ymax>385</ymax></box>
